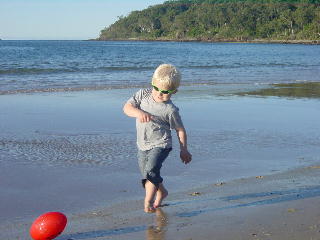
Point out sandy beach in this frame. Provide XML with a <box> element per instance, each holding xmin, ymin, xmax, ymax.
<box><xmin>2</xmin><ymin>164</ymin><xmax>320</xmax><ymax>240</ymax></box>
<box><xmin>60</xmin><ymin>165</ymin><xmax>320</xmax><ymax>240</ymax></box>
<box><xmin>1</xmin><ymin>84</ymin><xmax>320</xmax><ymax>239</ymax></box>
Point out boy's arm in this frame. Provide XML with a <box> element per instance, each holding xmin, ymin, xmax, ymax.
<box><xmin>123</xmin><ymin>103</ymin><xmax>152</xmax><ymax>123</ymax></box>
<box><xmin>175</xmin><ymin>127</ymin><xmax>192</xmax><ymax>164</ymax></box>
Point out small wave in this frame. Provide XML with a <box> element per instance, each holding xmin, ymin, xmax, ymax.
<box><xmin>2</xmin><ymin>62</ymin><xmax>309</xmax><ymax>76</ymax></box>
<box><xmin>100</xmin><ymin>66</ymin><xmax>153</xmax><ymax>71</ymax></box>
<box><xmin>0</xmin><ymin>66</ymin><xmax>153</xmax><ymax>75</ymax></box>
<box><xmin>0</xmin><ymin>68</ymin><xmax>77</xmax><ymax>75</ymax></box>
<box><xmin>0</xmin><ymin>46</ymin><xmax>35</xmax><ymax>51</ymax></box>
<box><xmin>185</xmin><ymin>65</ymin><xmax>226</xmax><ymax>69</ymax></box>
<box><xmin>0</xmin><ymin>84</ymin><xmax>148</xmax><ymax>95</ymax></box>
<box><xmin>0</xmin><ymin>81</ymin><xmax>308</xmax><ymax>95</ymax></box>
<box><xmin>0</xmin><ymin>81</ymin><xmax>228</xmax><ymax>95</ymax></box>
<box><xmin>187</xmin><ymin>62</ymin><xmax>314</xmax><ymax>70</ymax></box>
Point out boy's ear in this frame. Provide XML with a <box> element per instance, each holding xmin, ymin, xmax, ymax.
<box><xmin>173</xmin><ymin>89</ymin><xmax>178</xmax><ymax>94</ymax></box>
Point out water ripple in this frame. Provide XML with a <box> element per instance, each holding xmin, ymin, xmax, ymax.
<box><xmin>0</xmin><ymin>133</ymin><xmax>136</xmax><ymax>168</ymax></box>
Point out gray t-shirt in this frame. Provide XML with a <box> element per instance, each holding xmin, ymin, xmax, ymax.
<box><xmin>127</xmin><ymin>88</ymin><xmax>184</xmax><ymax>151</ymax></box>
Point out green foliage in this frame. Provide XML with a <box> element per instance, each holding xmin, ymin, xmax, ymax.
<box><xmin>98</xmin><ymin>0</ymin><xmax>320</xmax><ymax>41</ymax></box>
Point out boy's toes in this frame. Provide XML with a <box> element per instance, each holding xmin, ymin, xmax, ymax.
<box><xmin>144</xmin><ymin>203</ymin><xmax>156</xmax><ymax>213</ymax></box>
<box><xmin>144</xmin><ymin>206</ymin><xmax>156</xmax><ymax>213</ymax></box>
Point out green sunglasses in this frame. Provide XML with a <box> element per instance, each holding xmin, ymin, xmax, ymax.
<box><xmin>152</xmin><ymin>85</ymin><xmax>176</xmax><ymax>94</ymax></box>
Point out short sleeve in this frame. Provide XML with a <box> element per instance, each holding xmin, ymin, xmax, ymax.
<box><xmin>169</xmin><ymin>109</ymin><xmax>184</xmax><ymax>130</ymax></box>
<box><xmin>126</xmin><ymin>89</ymin><xmax>144</xmax><ymax>108</ymax></box>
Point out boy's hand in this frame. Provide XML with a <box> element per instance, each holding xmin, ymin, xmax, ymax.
<box><xmin>123</xmin><ymin>103</ymin><xmax>153</xmax><ymax>123</ymax></box>
<box><xmin>180</xmin><ymin>148</ymin><xmax>192</xmax><ymax>164</ymax></box>
<box><xmin>137</xmin><ymin>111</ymin><xmax>153</xmax><ymax>123</ymax></box>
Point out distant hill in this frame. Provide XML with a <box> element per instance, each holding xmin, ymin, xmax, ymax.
<box><xmin>98</xmin><ymin>0</ymin><xmax>320</xmax><ymax>42</ymax></box>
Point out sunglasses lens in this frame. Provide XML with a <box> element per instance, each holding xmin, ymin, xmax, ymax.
<box><xmin>152</xmin><ymin>85</ymin><xmax>173</xmax><ymax>94</ymax></box>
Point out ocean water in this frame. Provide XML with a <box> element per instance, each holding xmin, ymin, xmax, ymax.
<box><xmin>0</xmin><ymin>40</ymin><xmax>320</xmax><ymax>94</ymax></box>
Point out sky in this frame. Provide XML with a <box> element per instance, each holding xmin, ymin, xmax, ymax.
<box><xmin>0</xmin><ymin>0</ymin><xmax>165</xmax><ymax>40</ymax></box>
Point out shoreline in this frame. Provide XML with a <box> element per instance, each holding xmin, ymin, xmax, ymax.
<box><xmin>1</xmin><ymin>81</ymin><xmax>320</xmax><ymax>97</ymax></box>
<box><xmin>93</xmin><ymin>38</ymin><xmax>320</xmax><ymax>45</ymax></box>
<box><xmin>1</xmin><ymin>39</ymin><xmax>319</xmax><ymax>44</ymax></box>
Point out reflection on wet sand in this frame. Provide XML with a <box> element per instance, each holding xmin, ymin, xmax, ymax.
<box><xmin>146</xmin><ymin>209</ymin><xmax>168</xmax><ymax>240</ymax></box>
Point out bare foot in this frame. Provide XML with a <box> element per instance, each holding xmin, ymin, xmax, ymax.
<box><xmin>144</xmin><ymin>201</ymin><xmax>156</xmax><ymax>213</ymax></box>
<box><xmin>153</xmin><ymin>186</ymin><xmax>168</xmax><ymax>209</ymax></box>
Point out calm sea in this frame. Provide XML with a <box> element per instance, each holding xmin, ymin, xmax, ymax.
<box><xmin>0</xmin><ymin>40</ymin><xmax>319</xmax><ymax>94</ymax></box>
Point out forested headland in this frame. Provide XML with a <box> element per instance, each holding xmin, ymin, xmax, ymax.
<box><xmin>97</xmin><ymin>0</ymin><xmax>320</xmax><ymax>43</ymax></box>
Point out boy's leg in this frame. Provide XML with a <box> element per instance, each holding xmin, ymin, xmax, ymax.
<box><xmin>144</xmin><ymin>180</ymin><xmax>157</xmax><ymax>213</ymax></box>
<box><xmin>154</xmin><ymin>183</ymin><xmax>168</xmax><ymax>208</ymax></box>
<box><xmin>141</xmin><ymin>147</ymin><xmax>172</xmax><ymax>212</ymax></box>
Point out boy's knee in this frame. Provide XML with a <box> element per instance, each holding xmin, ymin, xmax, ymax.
<box><xmin>146</xmin><ymin>170</ymin><xmax>163</xmax><ymax>187</ymax></box>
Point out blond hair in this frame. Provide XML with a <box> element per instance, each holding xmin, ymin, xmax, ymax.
<box><xmin>152</xmin><ymin>64</ymin><xmax>181</xmax><ymax>90</ymax></box>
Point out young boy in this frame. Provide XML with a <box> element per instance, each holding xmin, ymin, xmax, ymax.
<box><xmin>123</xmin><ymin>64</ymin><xmax>192</xmax><ymax>213</ymax></box>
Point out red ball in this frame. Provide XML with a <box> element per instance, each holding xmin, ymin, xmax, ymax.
<box><xmin>30</xmin><ymin>212</ymin><xmax>67</xmax><ymax>240</ymax></box>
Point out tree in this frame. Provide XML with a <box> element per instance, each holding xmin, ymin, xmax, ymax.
<box><xmin>98</xmin><ymin>0</ymin><xmax>320</xmax><ymax>41</ymax></box>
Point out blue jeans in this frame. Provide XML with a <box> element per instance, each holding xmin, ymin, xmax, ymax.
<box><xmin>138</xmin><ymin>147</ymin><xmax>172</xmax><ymax>188</ymax></box>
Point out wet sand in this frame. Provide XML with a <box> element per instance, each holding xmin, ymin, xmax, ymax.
<box><xmin>61</xmin><ymin>166</ymin><xmax>320</xmax><ymax>240</ymax></box>
<box><xmin>3</xmin><ymin>165</ymin><xmax>320</xmax><ymax>240</ymax></box>
<box><xmin>1</xmin><ymin>85</ymin><xmax>320</xmax><ymax>239</ymax></box>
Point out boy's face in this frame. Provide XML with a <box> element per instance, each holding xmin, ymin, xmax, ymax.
<box><xmin>151</xmin><ymin>81</ymin><xmax>176</xmax><ymax>103</ymax></box>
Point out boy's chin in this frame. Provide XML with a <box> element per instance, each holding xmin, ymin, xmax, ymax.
<box><xmin>153</xmin><ymin>95</ymin><xmax>169</xmax><ymax>103</ymax></box>
<box><xmin>157</xmin><ymin>97</ymin><xmax>170</xmax><ymax>103</ymax></box>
